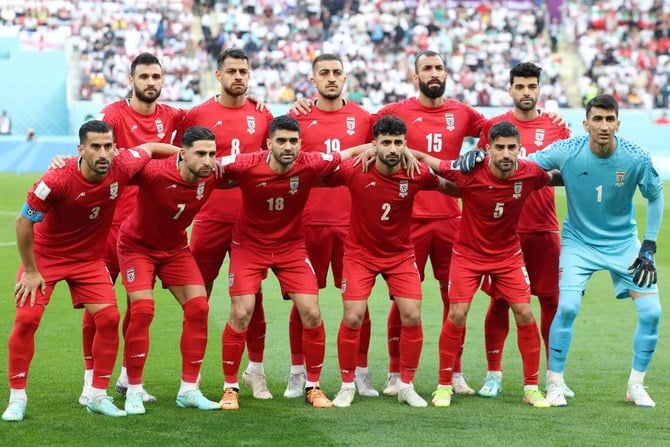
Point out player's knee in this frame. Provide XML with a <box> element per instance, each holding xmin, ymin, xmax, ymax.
<box><xmin>343</xmin><ymin>311</ymin><xmax>364</xmax><ymax>328</ymax></box>
<box><xmin>92</xmin><ymin>305</ymin><xmax>120</xmax><ymax>329</ymax></box>
<box><xmin>183</xmin><ymin>296</ymin><xmax>209</xmax><ymax>321</ymax></box>
<box><xmin>14</xmin><ymin>305</ymin><xmax>45</xmax><ymax>331</ymax></box>
<box><xmin>300</xmin><ymin>307</ymin><xmax>322</xmax><ymax>327</ymax></box>
<box><xmin>635</xmin><ymin>295</ymin><xmax>661</xmax><ymax>327</ymax></box>
<box><xmin>130</xmin><ymin>299</ymin><xmax>155</xmax><ymax>325</ymax></box>
<box><xmin>556</xmin><ymin>291</ymin><xmax>582</xmax><ymax>321</ymax></box>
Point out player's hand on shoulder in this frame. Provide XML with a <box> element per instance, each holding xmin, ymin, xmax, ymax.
<box><xmin>14</xmin><ymin>270</ymin><xmax>46</xmax><ymax>307</ymax></box>
<box><xmin>402</xmin><ymin>151</ymin><xmax>421</xmax><ymax>178</ymax></box>
<box><xmin>247</xmin><ymin>94</ymin><xmax>267</xmax><ymax>112</ymax></box>
<box><xmin>49</xmin><ymin>154</ymin><xmax>74</xmax><ymax>170</ymax></box>
<box><xmin>628</xmin><ymin>240</ymin><xmax>657</xmax><ymax>287</ymax></box>
<box><xmin>290</xmin><ymin>98</ymin><xmax>312</xmax><ymax>116</ymax></box>
<box><xmin>451</xmin><ymin>149</ymin><xmax>486</xmax><ymax>173</ymax></box>
<box><xmin>545</xmin><ymin>110</ymin><xmax>568</xmax><ymax>128</ymax></box>
<box><xmin>353</xmin><ymin>145</ymin><xmax>376</xmax><ymax>172</ymax></box>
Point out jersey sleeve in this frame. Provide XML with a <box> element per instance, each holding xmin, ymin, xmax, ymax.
<box><xmin>528</xmin><ymin>139</ymin><xmax>571</xmax><ymax>170</ymax></box>
<box><xmin>464</xmin><ymin>104</ymin><xmax>487</xmax><ymax>138</ymax></box>
<box><xmin>117</xmin><ymin>147</ymin><xmax>152</xmax><ymax>178</ymax></box>
<box><xmin>25</xmin><ymin>169</ymin><xmax>68</xmax><ymax>215</ymax></box>
<box><xmin>322</xmin><ymin>159</ymin><xmax>354</xmax><ymax>187</ymax></box>
<box><xmin>419</xmin><ymin>164</ymin><xmax>440</xmax><ymax>190</ymax></box>
<box><xmin>310</xmin><ymin>151</ymin><xmax>342</xmax><ymax>177</ymax></box>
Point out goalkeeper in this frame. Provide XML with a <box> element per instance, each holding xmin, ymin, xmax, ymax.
<box><xmin>526</xmin><ymin>94</ymin><xmax>664</xmax><ymax>408</ymax></box>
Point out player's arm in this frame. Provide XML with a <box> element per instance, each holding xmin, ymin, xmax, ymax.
<box><xmin>136</xmin><ymin>142</ymin><xmax>180</xmax><ymax>157</ymax></box>
<box><xmin>410</xmin><ymin>149</ymin><xmax>485</xmax><ymax>174</ymax></box>
<box><xmin>289</xmin><ymin>98</ymin><xmax>313</xmax><ymax>115</ymax></box>
<box><xmin>14</xmin><ymin>209</ymin><xmax>46</xmax><ymax>307</ymax></box>
<box><xmin>435</xmin><ymin>176</ymin><xmax>460</xmax><ymax>197</ymax></box>
<box><xmin>546</xmin><ymin>169</ymin><xmax>564</xmax><ymax>186</ymax></box>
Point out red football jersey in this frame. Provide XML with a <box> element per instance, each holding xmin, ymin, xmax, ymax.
<box><xmin>98</xmin><ymin>99</ymin><xmax>185</xmax><ymax>226</ymax></box>
<box><xmin>178</xmin><ymin>96</ymin><xmax>273</xmax><ymax>223</ymax></box>
<box><xmin>375</xmin><ymin>97</ymin><xmax>487</xmax><ymax>219</ymax></box>
<box><xmin>26</xmin><ymin>148</ymin><xmax>150</xmax><ymax>260</ymax></box>
<box><xmin>120</xmin><ymin>154</ymin><xmax>229</xmax><ymax>251</ymax></box>
<box><xmin>326</xmin><ymin>159</ymin><xmax>439</xmax><ymax>259</ymax></box>
<box><xmin>290</xmin><ymin>100</ymin><xmax>374</xmax><ymax>225</ymax></box>
<box><xmin>437</xmin><ymin>158</ymin><xmax>548</xmax><ymax>259</ymax></box>
<box><xmin>477</xmin><ymin>111</ymin><xmax>570</xmax><ymax>233</ymax></box>
<box><xmin>222</xmin><ymin>151</ymin><xmax>341</xmax><ymax>249</ymax></box>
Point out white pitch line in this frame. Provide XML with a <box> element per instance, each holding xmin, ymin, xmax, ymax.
<box><xmin>0</xmin><ymin>242</ymin><xmax>16</xmax><ymax>247</ymax></box>
<box><xmin>0</xmin><ymin>211</ymin><xmax>18</xmax><ymax>216</ymax></box>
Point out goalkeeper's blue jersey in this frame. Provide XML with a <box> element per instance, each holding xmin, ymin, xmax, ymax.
<box><xmin>529</xmin><ymin>135</ymin><xmax>663</xmax><ymax>250</ymax></box>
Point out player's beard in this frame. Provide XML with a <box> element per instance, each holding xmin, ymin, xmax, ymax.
<box><xmin>514</xmin><ymin>96</ymin><xmax>537</xmax><ymax>111</ymax></box>
<box><xmin>134</xmin><ymin>85</ymin><xmax>161</xmax><ymax>104</ymax></box>
<box><xmin>379</xmin><ymin>153</ymin><xmax>401</xmax><ymax>169</ymax></box>
<box><xmin>223</xmin><ymin>83</ymin><xmax>247</xmax><ymax>98</ymax></box>
<box><xmin>418</xmin><ymin>79</ymin><xmax>446</xmax><ymax>99</ymax></box>
<box><xmin>272</xmin><ymin>150</ymin><xmax>296</xmax><ymax>167</ymax></box>
<box><xmin>318</xmin><ymin>85</ymin><xmax>342</xmax><ymax>100</ymax></box>
<box><xmin>90</xmin><ymin>158</ymin><xmax>111</xmax><ymax>175</ymax></box>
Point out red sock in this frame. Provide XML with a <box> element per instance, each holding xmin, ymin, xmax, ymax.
<box><xmin>438</xmin><ymin>320</ymin><xmax>465</xmax><ymax>386</ymax></box>
<box><xmin>124</xmin><ymin>299</ymin><xmax>154</xmax><ymax>385</ymax></box>
<box><xmin>246</xmin><ymin>292</ymin><xmax>266</xmax><ymax>363</ymax></box>
<box><xmin>181</xmin><ymin>296</ymin><xmax>209</xmax><ymax>383</ymax></box>
<box><xmin>82</xmin><ymin>310</ymin><xmax>95</xmax><ymax>370</ymax></box>
<box><xmin>288</xmin><ymin>304</ymin><xmax>304</xmax><ymax>366</ymax></box>
<box><xmin>357</xmin><ymin>307</ymin><xmax>371</xmax><ymax>368</ymax></box>
<box><xmin>302</xmin><ymin>321</ymin><xmax>326</xmax><ymax>383</ymax></box>
<box><xmin>337</xmin><ymin>321</ymin><xmax>360</xmax><ymax>383</ymax></box>
<box><xmin>91</xmin><ymin>306</ymin><xmax>120</xmax><ymax>389</ymax></box>
<box><xmin>517</xmin><ymin>320</ymin><xmax>541</xmax><ymax>386</ymax></box>
<box><xmin>222</xmin><ymin>323</ymin><xmax>246</xmax><ymax>384</ymax></box>
<box><xmin>440</xmin><ymin>286</ymin><xmax>465</xmax><ymax>373</ymax></box>
<box><xmin>399</xmin><ymin>323</ymin><xmax>423</xmax><ymax>384</ymax></box>
<box><xmin>8</xmin><ymin>305</ymin><xmax>44</xmax><ymax>389</ymax></box>
<box><xmin>484</xmin><ymin>298</ymin><xmax>510</xmax><ymax>371</ymax></box>
<box><xmin>387</xmin><ymin>302</ymin><xmax>401</xmax><ymax>373</ymax></box>
<box><xmin>538</xmin><ymin>295</ymin><xmax>558</xmax><ymax>360</ymax></box>
<box><xmin>121</xmin><ymin>296</ymin><xmax>131</xmax><ymax>369</ymax></box>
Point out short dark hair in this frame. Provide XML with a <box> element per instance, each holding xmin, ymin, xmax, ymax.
<box><xmin>269</xmin><ymin>115</ymin><xmax>300</xmax><ymax>136</ymax></box>
<box><xmin>414</xmin><ymin>50</ymin><xmax>444</xmax><ymax>73</ymax></box>
<box><xmin>488</xmin><ymin>121</ymin><xmax>520</xmax><ymax>143</ymax></box>
<box><xmin>509</xmin><ymin>62</ymin><xmax>542</xmax><ymax>85</ymax></box>
<box><xmin>78</xmin><ymin>120</ymin><xmax>113</xmax><ymax>144</ymax></box>
<box><xmin>217</xmin><ymin>47</ymin><xmax>249</xmax><ymax>69</ymax></box>
<box><xmin>181</xmin><ymin>126</ymin><xmax>216</xmax><ymax>148</ymax></box>
<box><xmin>373</xmin><ymin>115</ymin><xmax>407</xmax><ymax>137</ymax></box>
<box><xmin>130</xmin><ymin>52</ymin><xmax>161</xmax><ymax>76</ymax></box>
<box><xmin>312</xmin><ymin>53</ymin><xmax>343</xmax><ymax>71</ymax></box>
<box><xmin>586</xmin><ymin>94</ymin><xmax>618</xmax><ymax>118</ymax></box>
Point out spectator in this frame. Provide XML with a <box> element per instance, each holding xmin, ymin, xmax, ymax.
<box><xmin>0</xmin><ymin>110</ymin><xmax>11</xmax><ymax>135</ymax></box>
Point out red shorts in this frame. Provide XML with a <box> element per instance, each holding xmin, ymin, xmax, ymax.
<box><xmin>118</xmin><ymin>237</ymin><xmax>204</xmax><ymax>292</ymax></box>
<box><xmin>449</xmin><ymin>251</ymin><xmax>530</xmax><ymax>304</ymax></box>
<box><xmin>228</xmin><ymin>241</ymin><xmax>318</xmax><ymax>298</ymax></box>
<box><xmin>189</xmin><ymin>219</ymin><xmax>234</xmax><ymax>284</ymax></box>
<box><xmin>103</xmin><ymin>223</ymin><xmax>121</xmax><ymax>279</ymax></box>
<box><xmin>304</xmin><ymin>224</ymin><xmax>347</xmax><ymax>289</ymax></box>
<box><xmin>17</xmin><ymin>252</ymin><xmax>115</xmax><ymax>309</ymax></box>
<box><xmin>341</xmin><ymin>248</ymin><xmax>422</xmax><ymax>301</ymax></box>
<box><xmin>411</xmin><ymin>217</ymin><xmax>460</xmax><ymax>282</ymax></box>
<box><xmin>482</xmin><ymin>231</ymin><xmax>559</xmax><ymax>298</ymax></box>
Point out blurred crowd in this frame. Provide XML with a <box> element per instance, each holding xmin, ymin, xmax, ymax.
<box><xmin>0</xmin><ymin>0</ymin><xmax>668</xmax><ymax>109</ymax></box>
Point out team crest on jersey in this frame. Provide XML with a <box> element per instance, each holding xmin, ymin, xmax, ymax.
<box><xmin>615</xmin><ymin>170</ymin><xmax>625</xmax><ymax>187</ymax></box>
<box><xmin>399</xmin><ymin>180</ymin><xmax>409</xmax><ymax>197</ymax></box>
<box><xmin>196</xmin><ymin>182</ymin><xmax>205</xmax><ymax>200</ymax></box>
<box><xmin>126</xmin><ymin>267</ymin><xmax>135</xmax><ymax>283</ymax></box>
<box><xmin>247</xmin><ymin>116</ymin><xmax>256</xmax><ymax>134</ymax></box>
<box><xmin>289</xmin><ymin>176</ymin><xmax>299</xmax><ymax>195</ymax></box>
<box><xmin>445</xmin><ymin>113</ymin><xmax>455</xmax><ymax>131</ymax></box>
<box><xmin>155</xmin><ymin>119</ymin><xmax>165</xmax><ymax>138</ymax></box>
<box><xmin>534</xmin><ymin>129</ymin><xmax>545</xmax><ymax>147</ymax></box>
<box><xmin>512</xmin><ymin>181</ymin><xmax>523</xmax><ymax>199</ymax></box>
<box><xmin>110</xmin><ymin>182</ymin><xmax>119</xmax><ymax>200</ymax></box>
<box><xmin>228</xmin><ymin>273</ymin><xmax>235</xmax><ymax>287</ymax></box>
<box><xmin>346</xmin><ymin>116</ymin><xmax>356</xmax><ymax>135</ymax></box>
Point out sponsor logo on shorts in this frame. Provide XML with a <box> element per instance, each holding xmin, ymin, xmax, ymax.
<box><xmin>127</xmin><ymin>267</ymin><xmax>135</xmax><ymax>283</ymax></box>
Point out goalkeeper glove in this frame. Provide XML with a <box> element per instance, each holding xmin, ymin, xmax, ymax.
<box><xmin>628</xmin><ymin>240</ymin><xmax>657</xmax><ymax>287</ymax></box>
<box><xmin>450</xmin><ymin>149</ymin><xmax>486</xmax><ymax>173</ymax></box>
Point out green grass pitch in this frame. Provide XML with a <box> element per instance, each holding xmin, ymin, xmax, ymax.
<box><xmin>0</xmin><ymin>173</ymin><xmax>668</xmax><ymax>446</ymax></box>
